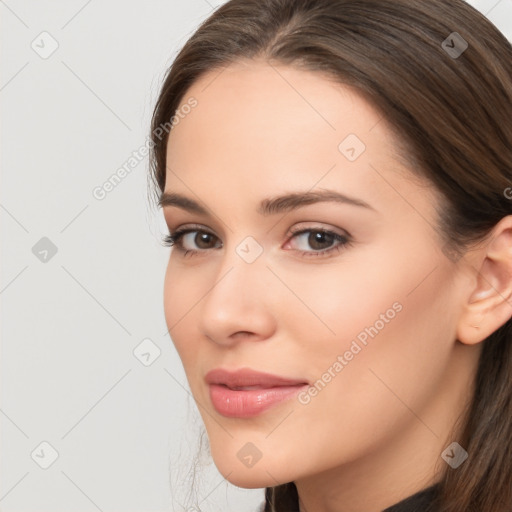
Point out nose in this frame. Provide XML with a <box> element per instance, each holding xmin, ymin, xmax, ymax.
<box><xmin>198</xmin><ymin>245</ymin><xmax>277</xmax><ymax>347</ymax></box>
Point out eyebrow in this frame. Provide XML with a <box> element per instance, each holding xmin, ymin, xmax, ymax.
<box><xmin>159</xmin><ymin>189</ymin><xmax>376</xmax><ymax>216</ymax></box>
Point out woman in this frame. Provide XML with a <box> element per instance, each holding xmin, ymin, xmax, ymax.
<box><xmin>148</xmin><ymin>1</ymin><xmax>512</xmax><ymax>510</ymax></box>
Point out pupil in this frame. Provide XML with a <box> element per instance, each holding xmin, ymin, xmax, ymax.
<box><xmin>310</xmin><ymin>231</ymin><xmax>333</xmax><ymax>250</ymax></box>
<box><xmin>197</xmin><ymin>233</ymin><xmax>212</xmax><ymax>248</ymax></box>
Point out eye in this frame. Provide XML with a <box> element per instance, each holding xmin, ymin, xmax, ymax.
<box><xmin>284</xmin><ymin>227</ymin><xmax>351</xmax><ymax>258</ymax></box>
<box><xmin>162</xmin><ymin>224</ymin><xmax>220</xmax><ymax>256</ymax></box>
<box><xmin>162</xmin><ymin>224</ymin><xmax>352</xmax><ymax>258</ymax></box>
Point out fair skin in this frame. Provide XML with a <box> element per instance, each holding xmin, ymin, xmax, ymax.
<box><xmin>161</xmin><ymin>59</ymin><xmax>512</xmax><ymax>512</ymax></box>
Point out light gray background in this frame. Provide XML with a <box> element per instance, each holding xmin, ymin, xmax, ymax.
<box><xmin>1</xmin><ymin>1</ymin><xmax>511</xmax><ymax>511</ymax></box>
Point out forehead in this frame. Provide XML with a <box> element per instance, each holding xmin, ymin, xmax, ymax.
<box><xmin>169</xmin><ymin>58</ymin><xmax>387</xmax><ymax>150</ymax></box>
<box><xmin>164</xmin><ymin>59</ymin><xmax>436</xmax><ymax>219</ymax></box>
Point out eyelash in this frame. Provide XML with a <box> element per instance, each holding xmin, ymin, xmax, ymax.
<box><xmin>162</xmin><ymin>224</ymin><xmax>352</xmax><ymax>259</ymax></box>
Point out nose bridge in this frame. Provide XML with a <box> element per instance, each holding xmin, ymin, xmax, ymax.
<box><xmin>208</xmin><ymin>235</ymin><xmax>268</xmax><ymax>309</ymax></box>
<box><xmin>214</xmin><ymin>232</ymin><xmax>268</xmax><ymax>288</ymax></box>
<box><xmin>198</xmin><ymin>234</ymin><xmax>275</xmax><ymax>342</ymax></box>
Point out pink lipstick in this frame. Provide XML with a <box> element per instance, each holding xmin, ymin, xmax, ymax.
<box><xmin>205</xmin><ymin>368</ymin><xmax>309</xmax><ymax>418</ymax></box>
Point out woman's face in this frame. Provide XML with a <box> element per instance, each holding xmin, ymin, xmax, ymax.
<box><xmin>162</xmin><ymin>59</ymin><xmax>476</xmax><ymax>489</ymax></box>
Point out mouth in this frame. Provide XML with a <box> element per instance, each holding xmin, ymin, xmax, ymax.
<box><xmin>226</xmin><ymin>385</ymin><xmax>273</xmax><ymax>391</ymax></box>
<box><xmin>205</xmin><ymin>367</ymin><xmax>309</xmax><ymax>388</ymax></box>
<box><xmin>205</xmin><ymin>368</ymin><xmax>309</xmax><ymax>418</ymax></box>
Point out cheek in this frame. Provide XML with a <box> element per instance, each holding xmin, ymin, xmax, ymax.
<box><xmin>163</xmin><ymin>259</ymin><xmax>202</xmax><ymax>366</ymax></box>
<box><xmin>279</xmin><ymin>231</ymin><xmax>452</xmax><ymax>362</ymax></box>
<box><xmin>270</xmin><ymin>252</ymin><xmax>403</xmax><ymax>359</ymax></box>
<box><xmin>284</xmin><ymin>240</ymin><xmax>451</xmax><ymax>371</ymax></box>
<box><xmin>288</xmin><ymin>250</ymin><xmax>457</xmax><ymax>454</ymax></box>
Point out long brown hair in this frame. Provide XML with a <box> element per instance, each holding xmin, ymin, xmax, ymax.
<box><xmin>148</xmin><ymin>1</ymin><xmax>512</xmax><ymax>510</ymax></box>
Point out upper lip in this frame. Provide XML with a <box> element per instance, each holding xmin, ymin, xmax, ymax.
<box><xmin>205</xmin><ymin>368</ymin><xmax>309</xmax><ymax>389</ymax></box>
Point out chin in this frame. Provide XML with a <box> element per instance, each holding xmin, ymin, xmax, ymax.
<box><xmin>216</xmin><ymin>462</ymin><xmax>285</xmax><ymax>489</ymax></box>
<box><xmin>210</xmin><ymin>446</ymin><xmax>294</xmax><ymax>489</ymax></box>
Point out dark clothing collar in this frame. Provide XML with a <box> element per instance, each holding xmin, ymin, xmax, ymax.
<box><xmin>259</xmin><ymin>482</ymin><xmax>441</xmax><ymax>512</ymax></box>
<box><xmin>382</xmin><ymin>482</ymin><xmax>440</xmax><ymax>512</ymax></box>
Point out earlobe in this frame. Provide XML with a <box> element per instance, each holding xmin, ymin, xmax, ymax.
<box><xmin>456</xmin><ymin>216</ymin><xmax>512</xmax><ymax>345</ymax></box>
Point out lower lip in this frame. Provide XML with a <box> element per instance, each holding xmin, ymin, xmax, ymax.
<box><xmin>209</xmin><ymin>383</ymin><xmax>308</xmax><ymax>418</ymax></box>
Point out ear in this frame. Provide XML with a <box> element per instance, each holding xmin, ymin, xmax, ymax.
<box><xmin>457</xmin><ymin>215</ymin><xmax>512</xmax><ymax>345</ymax></box>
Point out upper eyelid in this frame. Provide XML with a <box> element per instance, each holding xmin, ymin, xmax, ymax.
<box><xmin>169</xmin><ymin>223</ymin><xmax>349</xmax><ymax>237</ymax></box>
<box><xmin>170</xmin><ymin>224</ymin><xmax>216</xmax><ymax>237</ymax></box>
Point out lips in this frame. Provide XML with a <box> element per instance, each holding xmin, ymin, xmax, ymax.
<box><xmin>205</xmin><ymin>367</ymin><xmax>308</xmax><ymax>389</ymax></box>
<box><xmin>205</xmin><ymin>368</ymin><xmax>309</xmax><ymax>418</ymax></box>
